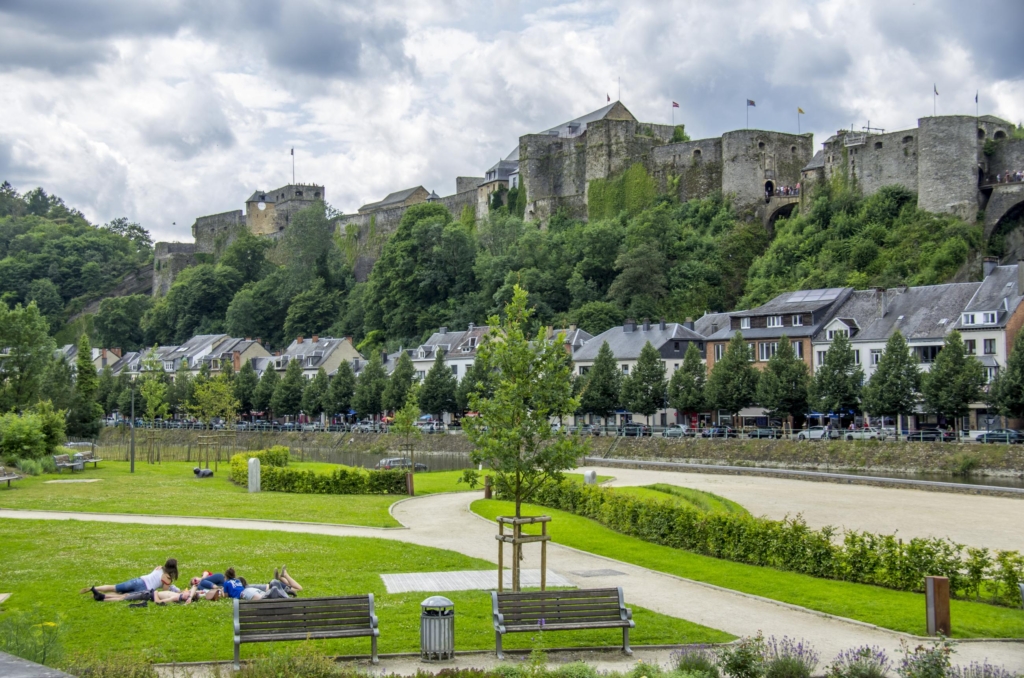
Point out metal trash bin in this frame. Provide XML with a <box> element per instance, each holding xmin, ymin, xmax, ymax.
<box><xmin>71</xmin><ymin>453</ymin><xmax>85</xmax><ymax>472</ymax></box>
<box><xmin>420</xmin><ymin>595</ymin><xmax>455</xmax><ymax>661</ymax></box>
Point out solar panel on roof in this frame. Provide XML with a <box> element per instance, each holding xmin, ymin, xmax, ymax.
<box><xmin>786</xmin><ymin>288</ymin><xmax>842</xmax><ymax>303</ymax></box>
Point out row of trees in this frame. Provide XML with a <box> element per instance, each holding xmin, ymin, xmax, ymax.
<box><xmin>576</xmin><ymin>328</ymin><xmax>999</xmax><ymax>431</ymax></box>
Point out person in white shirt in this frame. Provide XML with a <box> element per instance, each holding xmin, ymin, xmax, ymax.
<box><xmin>80</xmin><ymin>558</ymin><xmax>178</xmax><ymax>598</ymax></box>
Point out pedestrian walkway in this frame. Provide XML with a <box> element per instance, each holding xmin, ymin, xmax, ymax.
<box><xmin>381</xmin><ymin>569</ymin><xmax>572</xmax><ymax>593</ymax></box>
<box><xmin>3</xmin><ymin>493</ymin><xmax>1023</xmax><ymax>666</ymax></box>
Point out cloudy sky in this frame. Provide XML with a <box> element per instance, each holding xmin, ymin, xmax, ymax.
<box><xmin>1</xmin><ymin>0</ymin><xmax>1022</xmax><ymax>242</ymax></box>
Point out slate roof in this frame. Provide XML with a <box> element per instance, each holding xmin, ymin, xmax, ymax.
<box><xmin>281</xmin><ymin>336</ymin><xmax>349</xmax><ymax>369</ymax></box>
<box><xmin>359</xmin><ymin>186</ymin><xmax>424</xmax><ymax>212</ymax></box>
<box><xmin>812</xmin><ymin>290</ymin><xmax>885</xmax><ymax>341</ymax></box>
<box><xmin>246</xmin><ymin>191</ymin><xmax>275</xmax><ymax>204</ymax></box>
<box><xmin>730</xmin><ymin>288</ymin><xmax>850</xmax><ymax>317</ymax></box>
<box><xmin>573</xmin><ymin>321</ymin><xmax>704</xmax><ymax>362</ymax></box>
<box><xmin>961</xmin><ymin>264</ymin><xmax>1023</xmax><ymax>327</ymax></box>
<box><xmin>481</xmin><ymin>159</ymin><xmax>519</xmax><ymax>185</ymax></box>
<box><xmin>165</xmin><ymin>335</ymin><xmax>228</xmax><ymax>364</ymax></box>
<box><xmin>549</xmin><ymin>327</ymin><xmax>594</xmax><ymax>351</ymax></box>
<box><xmin>416</xmin><ymin>325</ymin><xmax>492</xmax><ymax>360</ymax></box>
<box><xmin>538</xmin><ymin>101</ymin><xmax>636</xmax><ymax>138</ymax></box>
<box><xmin>852</xmin><ymin>283</ymin><xmax>982</xmax><ymax>342</ymax></box>
<box><xmin>693</xmin><ymin>312</ymin><xmax>730</xmax><ymax>338</ymax></box>
<box><xmin>802</xmin><ymin>150</ymin><xmax>825</xmax><ymax>171</ymax></box>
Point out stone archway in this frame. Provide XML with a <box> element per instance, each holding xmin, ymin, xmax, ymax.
<box><xmin>764</xmin><ymin>196</ymin><xmax>799</xmax><ymax>231</ymax></box>
<box><xmin>983</xmin><ymin>184</ymin><xmax>1024</xmax><ymax>240</ymax></box>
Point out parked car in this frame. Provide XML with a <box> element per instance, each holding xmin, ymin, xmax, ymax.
<box><xmin>796</xmin><ymin>426</ymin><xmax>838</xmax><ymax>440</ymax></box>
<box><xmin>747</xmin><ymin>427</ymin><xmax>781</xmax><ymax>439</ymax></box>
<box><xmin>843</xmin><ymin>427</ymin><xmax>886</xmax><ymax>441</ymax></box>
<box><xmin>352</xmin><ymin>420</ymin><xmax>377</xmax><ymax>433</ymax></box>
<box><xmin>618</xmin><ymin>422</ymin><xmax>651</xmax><ymax>437</ymax></box>
<box><xmin>663</xmin><ymin>425</ymin><xmax>695</xmax><ymax>438</ymax></box>
<box><xmin>375</xmin><ymin>458</ymin><xmax>429</xmax><ymax>472</ymax></box>
<box><xmin>976</xmin><ymin>429</ymin><xmax>1024</xmax><ymax>444</ymax></box>
<box><xmin>702</xmin><ymin>426</ymin><xmax>738</xmax><ymax>438</ymax></box>
<box><xmin>905</xmin><ymin>429</ymin><xmax>955</xmax><ymax>442</ymax></box>
<box><xmin>418</xmin><ymin>421</ymin><xmax>445</xmax><ymax>434</ymax></box>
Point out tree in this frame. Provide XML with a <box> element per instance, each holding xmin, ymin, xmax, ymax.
<box><xmin>621</xmin><ymin>341</ymin><xmax>666</xmax><ymax>425</ymax></box>
<box><xmin>571</xmin><ymin>301</ymin><xmax>624</xmax><ymax>336</ymax></box>
<box><xmin>418</xmin><ymin>350</ymin><xmax>457</xmax><ymax>419</ymax></box>
<box><xmin>219</xmin><ymin>229</ymin><xmax>273</xmax><ymax>285</ymax></box>
<box><xmin>921</xmin><ymin>330</ymin><xmax>986</xmax><ymax>435</ymax></box>
<box><xmin>188</xmin><ymin>379</ymin><xmax>239</xmax><ymax>428</ymax></box>
<box><xmin>103</xmin><ymin>217</ymin><xmax>153</xmax><ymax>252</ymax></box>
<box><xmin>579</xmin><ymin>341</ymin><xmax>622</xmax><ymax>427</ymax></box>
<box><xmin>810</xmin><ymin>333</ymin><xmax>863</xmax><ymax>417</ymax></box>
<box><xmin>0</xmin><ymin>302</ymin><xmax>55</xmax><ymax>412</ymax></box>
<box><xmin>95</xmin><ymin>295</ymin><xmax>153</xmax><ymax>352</ymax></box>
<box><xmin>302</xmin><ymin>367</ymin><xmax>330</xmax><ymax>417</ymax></box>
<box><xmin>392</xmin><ymin>390</ymin><xmax>422</xmax><ymax>481</ymax></box>
<box><xmin>167</xmin><ymin>362</ymin><xmax>192</xmax><ymax>418</ymax></box>
<box><xmin>667</xmin><ymin>343</ymin><xmax>706</xmax><ymax>417</ymax></box>
<box><xmin>233</xmin><ymin>360</ymin><xmax>259</xmax><ymax>416</ymax></box>
<box><xmin>465</xmin><ymin>285</ymin><xmax>586</xmax><ymax>518</ymax></box>
<box><xmin>382</xmin><ymin>352</ymin><xmax>415</xmax><ymax>413</ymax></box>
<box><xmin>253</xmin><ymin>366</ymin><xmax>280</xmax><ymax>417</ymax></box>
<box><xmin>67</xmin><ymin>335</ymin><xmax>103</xmax><ymax>437</ymax></box>
<box><xmin>353</xmin><ymin>355</ymin><xmax>387</xmax><ymax>420</ymax></box>
<box><xmin>861</xmin><ymin>331</ymin><xmax>920</xmax><ymax>436</ymax></box>
<box><xmin>43</xmin><ymin>355</ymin><xmax>76</xmax><ymax>415</ymax></box>
<box><xmin>705</xmin><ymin>332</ymin><xmax>759</xmax><ymax>422</ymax></box>
<box><xmin>138</xmin><ymin>349</ymin><xmax>169</xmax><ymax>423</ymax></box>
<box><xmin>755</xmin><ymin>336</ymin><xmax>809</xmax><ymax>431</ymax></box>
<box><xmin>272</xmin><ymin>358</ymin><xmax>306</xmax><ymax>417</ymax></box>
<box><xmin>326</xmin><ymin>361</ymin><xmax>356</xmax><ymax>417</ymax></box>
<box><xmin>456</xmin><ymin>358</ymin><xmax>490</xmax><ymax>414</ymax></box>
<box><xmin>26</xmin><ymin>279</ymin><xmax>63</xmax><ymax>333</ymax></box>
<box><xmin>283</xmin><ymin>279</ymin><xmax>344</xmax><ymax>340</ymax></box>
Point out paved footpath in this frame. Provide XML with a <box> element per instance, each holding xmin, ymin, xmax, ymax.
<box><xmin>3</xmin><ymin>494</ymin><xmax>1023</xmax><ymax>668</ymax></box>
<box><xmin>580</xmin><ymin>465</ymin><xmax>1024</xmax><ymax>553</ymax></box>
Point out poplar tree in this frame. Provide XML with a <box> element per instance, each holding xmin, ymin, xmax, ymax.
<box><xmin>301</xmin><ymin>367</ymin><xmax>330</xmax><ymax>417</ymax></box>
<box><xmin>668</xmin><ymin>343</ymin><xmax>706</xmax><ymax>416</ymax></box>
<box><xmin>326</xmin><ymin>361</ymin><xmax>356</xmax><ymax>418</ymax></box>
<box><xmin>419</xmin><ymin>350</ymin><xmax>457</xmax><ymax>419</ymax></box>
<box><xmin>68</xmin><ymin>334</ymin><xmax>104</xmax><ymax>437</ymax></box>
<box><xmin>810</xmin><ymin>333</ymin><xmax>863</xmax><ymax>416</ymax></box>
<box><xmin>253</xmin><ymin>365</ymin><xmax>280</xmax><ymax>417</ymax></box>
<box><xmin>621</xmin><ymin>341</ymin><xmax>666</xmax><ymax>425</ymax></box>
<box><xmin>756</xmin><ymin>336</ymin><xmax>809</xmax><ymax>431</ymax></box>
<box><xmin>382</xmin><ymin>352</ymin><xmax>415</xmax><ymax>413</ymax></box>
<box><xmin>233</xmin><ymin>360</ymin><xmax>259</xmax><ymax>416</ymax></box>
<box><xmin>579</xmin><ymin>341</ymin><xmax>622</xmax><ymax>427</ymax></box>
<box><xmin>921</xmin><ymin>330</ymin><xmax>985</xmax><ymax>437</ymax></box>
<box><xmin>705</xmin><ymin>332</ymin><xmax>759</xmax><ymax>422</ymax></box>
<box><xmin>989</xmin><ymin>331</ymin><xmax>1024</xmax><ymax>423</ymax></box>
<box><xmin>353</xmin><ymin>355</ymin><xmax>388</xmax><ymax>420</ymax></box>
<box><xmin>272</xmin><ymin>358</ymin><xmax>305</xmax><ymax>416</ymax></box>
<box><xmin>456</xmin><ymin>359</ymin><xmax>490</xmax><ymax>414</ymax></box>
<box><xmin>168</xmin><ymin>362</ymin><xmax>192</xmax><ymax>418</ymax></box>
<box><xmin>861</xmin><ymin>331</ymin><xmax>920</xmax><ymax>437</ymax></box>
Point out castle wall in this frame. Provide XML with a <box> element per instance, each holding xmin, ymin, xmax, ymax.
<box><xmin>918</xmin><ymin>116</ymin><xmax>979</xmax><ymax>221</ymax></box>
<box><xmin>153</xmin><ymin>242</ymin><xmax>197</xmax><ymax>297</ymax></box>
<box><xmin>652</xmin><ymin>138</ymin><xmax>723</xmax><ymax>202</ymax></box>
<box><xmin>520</xmin><ymin>133</ymin><xmax>588</xmax><ymax>222</ymax></box>
<box><xmin>721</xmin><ymin>130</ymin><xmax>813</xmax><ymax>217</ymax></box>
<box><xmin>456</xmin><ymin>177</ymin><xmax>484</xmax><ymax>193</ymax></box>
<box><xmin>839</xmin><ymin>129</ymin><xmax>920</xmax><ymax>196</ymax></box>
<box><xmin>192</xmin><ymin>210</ymin><xmax>243</xmax><ymax>254</ymax></box>
<box><xmin>441</xmin><ymin>188</ymin><xmax>481</xmax><ymax>221</ymax></box>
<box><xmin>986</xmin><ymin>139</ymin><xmax>1024</xmax><ymax>180</ymax></box>
<box><xmin>247</xmin><ymin>201</ymin><xmax>279</xmax><ymax>236</ymax></box>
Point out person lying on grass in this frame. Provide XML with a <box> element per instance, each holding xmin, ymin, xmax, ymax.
<box><xmin>80</xmin><ymin>558</ymin><xmax>179</xmax><ymax>596</ymax></box>
<box><xmin>224</xmin><ymin>566</ymin><xmax>303</xmax><ymax>600</ymax></box>
<box><xmin>190</xmin><ymin>568</ymin><xmax>232</xmax><ymax>591</ymax></box>
<box><xmin>90</xmin><ymin>585</ymin><xmax>212</xmax><ymax>604</ymax></box>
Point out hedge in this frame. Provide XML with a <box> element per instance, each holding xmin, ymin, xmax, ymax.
<box><xmin>520</xmin><ymin>480</ymin><xmax>1024</xmax><ymax>607</ymax></box>
<box><xmin>229</xmin><ymin>448</ymin><xmax>406</xmax><ymax>495</ymax></box>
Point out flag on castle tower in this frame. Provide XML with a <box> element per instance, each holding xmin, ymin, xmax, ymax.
<box><xmin>975</xmin><ymin>91</ymin><xmax>978</xmax><ymax>103</ymax></box>
<box><xmin>798</xmin><ymin>107</ymin><xmax>805</xmax><ymax>114</ymax></box>
<box><xmin>290</xmin><ymin>148</ymin><xmax>294</xmax><ymax>156</ymax></box>
<box><xmin>672</xmin><ymin>101</ymin><xmax>679</xmax><ymax>108</ymax></box>
<box><xmin>607</xmin><ymin>94</ymin><xmax>610</xmax><ymax>102</ymax></box>
<box><xmin>747</xmin><ymin>99</ymin><xmax>756</xmax><ymax>107</ymax></box>
<box><xmin>934</xmin><ymin>84</ymin><xmax>939</xmax><ymax>96</ymax></box>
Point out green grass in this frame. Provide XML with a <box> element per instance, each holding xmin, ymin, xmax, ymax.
<box><xmin>608</xmin><ymin>484</ymin><xmax>747</xmax><ymax>515</ymax></box>
<box><xmin>0</xmin><ymin>519</ymin><xmax>732</xmax><ymax>662</ymax></box>
<box><xmin>471</xmin><ymin>500</ymin><xmax>1024</xmax><ymax>639</ymax></box>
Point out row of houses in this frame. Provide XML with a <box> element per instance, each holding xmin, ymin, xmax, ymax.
<box><xmin>73</xmin><ymin>257</ymin><xmax>1024</xmax><ymax>429</ymax></box>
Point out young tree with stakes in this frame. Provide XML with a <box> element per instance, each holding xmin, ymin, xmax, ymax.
<box><xmin>621</xmin><ymin>341</ymin><xmax>667</xmax><ymax>426</ymax></box>
<box><xmin>861</xmin><ymin>331</ymin><xmax>920</xmax><ymax>439</ymax></box>
<box><xmin>921</xmin><ymin>330</ymin><xmax>986</xmax><ymax>439</ymax></box>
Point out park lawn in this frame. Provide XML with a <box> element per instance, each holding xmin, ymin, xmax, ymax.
<box><xmin>0</xmin><ymin>519</ymin><xmax>732</xmax><ymax>663</ymax></box>
<box><xmin>472</xmin><ymin>500</ymin><xmax>1024</xmax><ymax>639</ymax></box>
<box><xmin>608</xmin><ymin>485</ymin><xmax>747</xmax><ymax>515</ymax></box>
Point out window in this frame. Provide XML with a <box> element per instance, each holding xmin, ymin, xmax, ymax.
<box><xmin>984</xmin><ymin>338</ymin><xmax>996</xmax><ymax>355</ymax></box>
<box><xmin>983</xmin><ymin>312</ymin><xmax>997</xmax><ymax>324</ymax></box>
<box><xmin>791</xmin><ymin>340</ymin><xmax>803</xmax><ymax>358</ymax></box>
<box><xmin>816</xmin><ymin>351</ymin><xmax>827</xmax><ymax>367</ymax></box>
<box><xmin>740</xmin><ymin>317</ymin><xmax>751</xmax><ymax>329</ymax></box>
<box><xmin>871</xmin><ymin>349</ymin><xmax>882</xmax><ymax>365</ymax></box>
<box><xmin>964</xmin><ymin>340</ymin><xmax>976</xmax><ymax>355</ymax></box>
<box><xmin>792</xmin><ymin>315</ymin><xmax>803</xmax><ymax>326</ymax></box>
<box><xmin>987</xmin><ymin>366</ymin><xmax>999</xmax><ymax>383</ymax></box>
<box><xmin>917</xmin><ymin>345</ymin><xmax>941</xmax><ymax>363</ymax></box>
<box><xmin>853</xmin><ymin>350</ymin><xmax>861</xmax><ymax>365</ymax></box>
<box><xmin>450</xmin><ymin>365</ymin><xmax>458</xmax><ymax>376</ymax></box>
<box><xmin>747</xmin><ymin>343</ymin><xmax>755</xmax><ymax>361</ymax></box>
<box><xmin>578</xmin><ymin>366</ymin><xmax>590</xmax><ymax>376</ymax></box>
<box><xmin>714</xmin><ymin>344</ymin><xmax>724</xmax><ymax>361</ymax></box>
<box><xmin>827</xmin><ymin>329</ymin><xmax>848</xmax><ymax>340</ymax></box>
<box><xmin>767</xmin><ymin>316</ymin><xmax>783</xmax><ymax>328</ymax></box>
<box><xmin>673</xmin><ymin>341</ymin><xmax>681</xmax><ymax>351</ymax></box>
<box><xmin>673</xmin><ymin>363</ymin><xmax>679</xmax><ymax>371</ymax></box>
<box><xmin>759</xmin><ymin>342</ymin><xmax>777</xmax><ymax>361</ymax></box>
<box><xmin>962</xmin><ymin>313</ymin><xmax>976</xmax><ymax>326</ymax></box>
<box><xmin>622</xmin><ymin>364</ymin><xmax>629</xmax><ymax>374</ymax></box>
<box><xmin>415</xmin><ymin>370</ymin><xmax>426</xmax><ymax>381</ymax></box>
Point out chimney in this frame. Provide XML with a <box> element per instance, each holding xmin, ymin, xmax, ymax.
<box><xmin>312</xmin><ymin>335</ymin><xmax>319</xmax><ymax>343</ymax></box>
<box><xmin>439</xmin><ymin>326</ymin><xmax>447</xmax><ymax>334</ymax></box>
<box><xmin>297</xmin><ymin>336</ymin><xmax>303</xmax><ymax>344</ymax></box>
<box><xmin>624</xmin><ymin>319</ymin><xmax>636</xmax><ymax>333</ymax></box>
<box><xmin>569</xmin><ymin>324</ymin><xmax>577</xmax><ymax>332</ymax></box>
<box><xmin>983</xmin><ymin>256</ymin><xmax>999</xmax><ymax>278</ymax></box>
<box><xmin>274</xmin><ymin>351</ymin><xmax>280</xmax><ymax>357</ymax></box>
<box><xmin>659</xmin><ymin>318</ymin><xmax>666</xmax><ymax>330</ymax></box>
<box><xmin>642</xmin><ymin>318</ymin><xmax>651</xmax><ymax>331</ymax></box>
<box><xmin>546</xmin><ymin>325</ymin><xmax>554</xmax><ymax>339</ymax></box>
<box><xmin>1018</xmin><ymin>260</ymin><xmax>1024</xmax><ymax>293</ymax></box>
<box><xmin>245</xmin><ymin>337</ymin><xmax>251</xmax><ymax>341</ymax></box>
<box><xmin>232</xmin><ymin>351</ymin><xmax>241</xmax><ymax>372</ymax></box>
<box><xmin>468</xmin><ymin>323</ymin><xmax>475</xmax><ymax>331</ymax></box>
<box><xmin>684</xmin><ymin>317</ymin><xmax>695</xmax><ymax>331</ymax></box>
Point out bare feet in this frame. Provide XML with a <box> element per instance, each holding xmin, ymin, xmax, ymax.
<box><xmin>79</xmin><ymin>587</ymin><xmax>92</xmax><ymax>594</ymax></box>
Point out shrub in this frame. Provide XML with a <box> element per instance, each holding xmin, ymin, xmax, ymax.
<box><xmin>549</xmin><ymin>662</ymin><xmax>600</xmax><ymax>678</ymax></box>
<box><xmin>948</xmin><ymin>662</ymin><xmax>1019</xmax><ymax>678</ymax></box>
<box><xmin>31</xmin><ymin>400</ymin><xmax>66</xmax><ymax>453</ymax></box>
<box><xmin>229</xmin><ymin>446</ymin><xmax>290</xmax><ymax>483</ymax></box>
<box><xmin>763</xmin><ymin>637</ymin><xmax>818</xmax><ymax>678</ymax></box>
<box><xmin>718</xmin><ymin>633</ymin><xmax>767</xmax><ymax>678</ymax></box>
<box><xmin>233</xmin><ymin>647</ymin><xmax>339</xmax><ymax>678</ymax></box>
<box><xmin>673</xmin><ymin>645</ymin><xmax>721</xmax><ymax>678</ymax></box>
<box><xmin>827</xmin><ymin>646</ymin><xmax>891</xmax><ymax>678</ymax></box>
<box><xmin>0</xmin><ymin>609</ymin><xmax>65</xmax><ymax>667</ymax></box>
<box><xmin>61</xmin><ymin>653</ymin><xmax>158</xmax><ymax>678</ymax></box>
<box><xmin>0</xmin><ymin>412</ymin><xmax>48</xmax><ymax>460</ymax></box>
<box><xmin>16</xmin><ymin>457</ymin><xmax>43</xmax><ymax>476</ymax></box>
<box><xmin>896</xmin><ymin>640</ymin><xmax>953</xmax><ymax>678</ymax></box>
<box><xmin>229</xmin><ymin>450</ymin><xmax>406</xmax><ymax>495</ymax></box>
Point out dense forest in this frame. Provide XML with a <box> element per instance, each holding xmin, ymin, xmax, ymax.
<box><xmin>1</xmin><ymin>174</ymin><xmax>985</xmax><ymax>356</ymax></box>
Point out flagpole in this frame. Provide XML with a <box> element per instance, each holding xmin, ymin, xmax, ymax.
<box><xmin>746</xmin><ymin>100</ymin><xmax>748</xmax><ymax>129</ymax></box>
<box><xmin>797</xmin><ymin>110</ymin><xmax>800</xmax><ymax>134</ymax></box>
<box><xmin>292</xmin><ymin>149</ymin><xmax>295</xmax><ymax>184</ymax></box>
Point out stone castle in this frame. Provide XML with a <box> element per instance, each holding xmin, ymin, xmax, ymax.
<box><xmin>154</xmin><ymin>102</ymin><xmax>1024</xmax><ymax>294</ymax></box>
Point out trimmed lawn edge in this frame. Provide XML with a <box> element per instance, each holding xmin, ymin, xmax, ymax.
<box><xmin>465</xmin><ymin>498</ymin><xmax>1021</xmax><ymax>643</ymax></box>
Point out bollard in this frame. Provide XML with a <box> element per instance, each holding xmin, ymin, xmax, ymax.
<box><xmin>406</xmin><ymin>471</ymin><xmax>415</xmax><ymax>496</ymax></box>
<box><xmin>248</xmin><ymin>457</ymin><xmax>261</xmax><ymax>493</ymax></box>
<box><xmin>483</xmin><ymin>475</ymin><xmax>492</xmax><ymax>499</ymax></box>
<box><xmin>925</xmin><ymin>575</ymin><xmax>950</xmax><ymax>636</ymax></box>
<box><xmin>584</xmin><ymin>470</ymin><xmax>597</xmax><ymax>485</ymax></box>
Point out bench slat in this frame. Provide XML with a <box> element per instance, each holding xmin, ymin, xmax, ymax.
<box><xmin>505</xmin><ymin>621</ymin><xmax>631</xmax><ymax>632</ymax></box>
<box><xmin>241</xmin><ymin>615</ymin><xmax>374</xmax><ymax>629</ymax></box>
<box><xmin>241</xmin><ymin>629</ymin><xmax>376</xmax><ymax>643</ymax></box>
<box><xmin>239</xmin><ymin>595</ymin><xmax>370</xmax><ymax>608</ymax></box>
<box><xmin>240</xmin><ymin>608</ymin><xmax>373</xmax><ymax>622</ymax></box>
<box><xmin>498</xmin><ymin>599</ymin><xmax>620</xmax><ymax>612</ymax></box>
<box><xmin>496</xmin><ymin>588</ymin><xmax>620</xmax><ymax>602</ymax></box>
<box><xmin>241</xmin><ymin>623</ymin><xmax>372</xmax><ymax>637</ymax></box>
<box><xmin>502</xmin><ymin>610</ymin><xmax>626</xmax><ymax>623</ymax></box>
<box><xmin>239</xmin><ymin>602</ymin><xmax>370</xmax><ymax>616</ymax></box>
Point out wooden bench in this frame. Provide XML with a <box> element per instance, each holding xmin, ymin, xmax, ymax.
<box><xmin>52</xmin><ymin>454</ymin><xmax>81</xmax><ymax>474</ymax></box>
<box><xmin>0</xmin><ymin>466</ymin><xmax>22</xmax><ymax>489</ymax></box>
<box><xmin>233</xmin><ymin>594</ymin><xmax>379</xmax><ymax>668</ymax></box>
<box><xmin>491</xmin><ymin>587</ymin><xmax>634</xmax><ymax>659</ymax></box>
<box><xmin>77</xmin><ymin>450</ymin><xmax>102</xmax><ymax>468</ymax></box>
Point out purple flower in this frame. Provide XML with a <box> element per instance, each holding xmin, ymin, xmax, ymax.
<box><xmin>539</xmin><ymin>618</ymin><xmax>545</xmax><ymax>627</ymax></box>
<box><xmin>766</xmin><ymin>636</ymin><xmax>819</xmax><ymax>673</ymax></box>
<box><xmin>829</xmin><ymin>645</ymin><xmax>891</xmax><ymax>677</ymax></box>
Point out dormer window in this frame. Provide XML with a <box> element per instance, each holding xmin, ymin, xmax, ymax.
<box><xmin>983</xmin><ymin>312</ymin><xmax>997</xmax><ymax>324</ymax></box>
<box><xmin>740</xmin><ymin>318</ymin><xmax>751</xmax><ymax>329</ymax></box>
<box><xmin>962</xmin><ymin>313</ymin><xmax>976</xmax><ymax>326</ymax></box>
<box><xmin>792</xmin><ymin>315</ymin><xmax>803</xmax><ymax>326</ymax></box>
<box><xmin>826</xmin><ymin>329</ymin><xmax>848</xmax><ymax>340</ymax></box>
<box><xmin>767</xmin><ymin>316</ymin><xmax>783</xmax><ymax>328</ymax></box>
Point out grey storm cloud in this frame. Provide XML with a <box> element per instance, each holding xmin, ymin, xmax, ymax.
<box><xmin>140</xmin><ymin>84</ymin><xmax>238</xmax><ymax>160</ymax></box>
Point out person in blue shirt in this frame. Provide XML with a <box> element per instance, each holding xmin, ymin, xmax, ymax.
<box><xmin>224</xmin><ymin>566</ymin><xmax>303</xmax><ymax>601</ymax></box>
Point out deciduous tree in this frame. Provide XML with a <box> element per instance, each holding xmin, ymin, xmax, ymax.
<box><xmin>353</xmin><ymin>355</ymin><xmax>387</xmax><ymax>420</ymax></box>
<box><xmin>68</xmin><ymin>334</ymin><xmax>103</xmax><ymax>437</ymax></box>
<box><xmin>756</xmin><ymin>336</ymin><xmax>809</xmax><ymax>430</ymax></box>
<box><xmin>382</xmin><ymin>352</ymin><xmax>415</xmax><ymax>413</ymax></box>
<box><xmin>810</xmin><ymin>333</ymin><xmax>863</xmax><ymax>416</ymax></box>
<box><xmin>861</xmin><ymin>331</ymin><xmax>920</xmax><ymax>435</ymax></box>
<box><xmin>705</xmin><ymin>332</ymin><xmax>759</xmax><ymax>422</ymax></box>
<box><xmin>922</xmin><ymin>330</ymin><xmax>986</xmax><ymax>435</ymax></box>
<box><xmin>0</xmin><ymin>302</ymin><xmax>54</xmax><ymax>411</ymax></box>
<box><xmin>271</xmin><ymin>358</ymin><xmax>305</xmax><ymax>417</ymax></box>
<box><xmin>418</xmin><ymin>350</ymin><xmax>457</xmax><ymax>419</ymax></box>
<box><xmin>621</xmin><ymin>341</ymin><xmax>666</xmax><ymax>425</ymax></box>
<box><xmin>668</xmin><ymin>343</ymin><xmax>707</xmax><ymax>417</ymax></box>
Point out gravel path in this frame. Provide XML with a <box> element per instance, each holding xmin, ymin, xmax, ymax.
<box><xmin>4</xmin><ymin>495</ymin><xmax>1023</xmax><ymax>667</ymax></box>
<box><xmin>580</xmin><ymin>465</ymin><xmax>1024</xmax><ymax>552</ymax></box>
